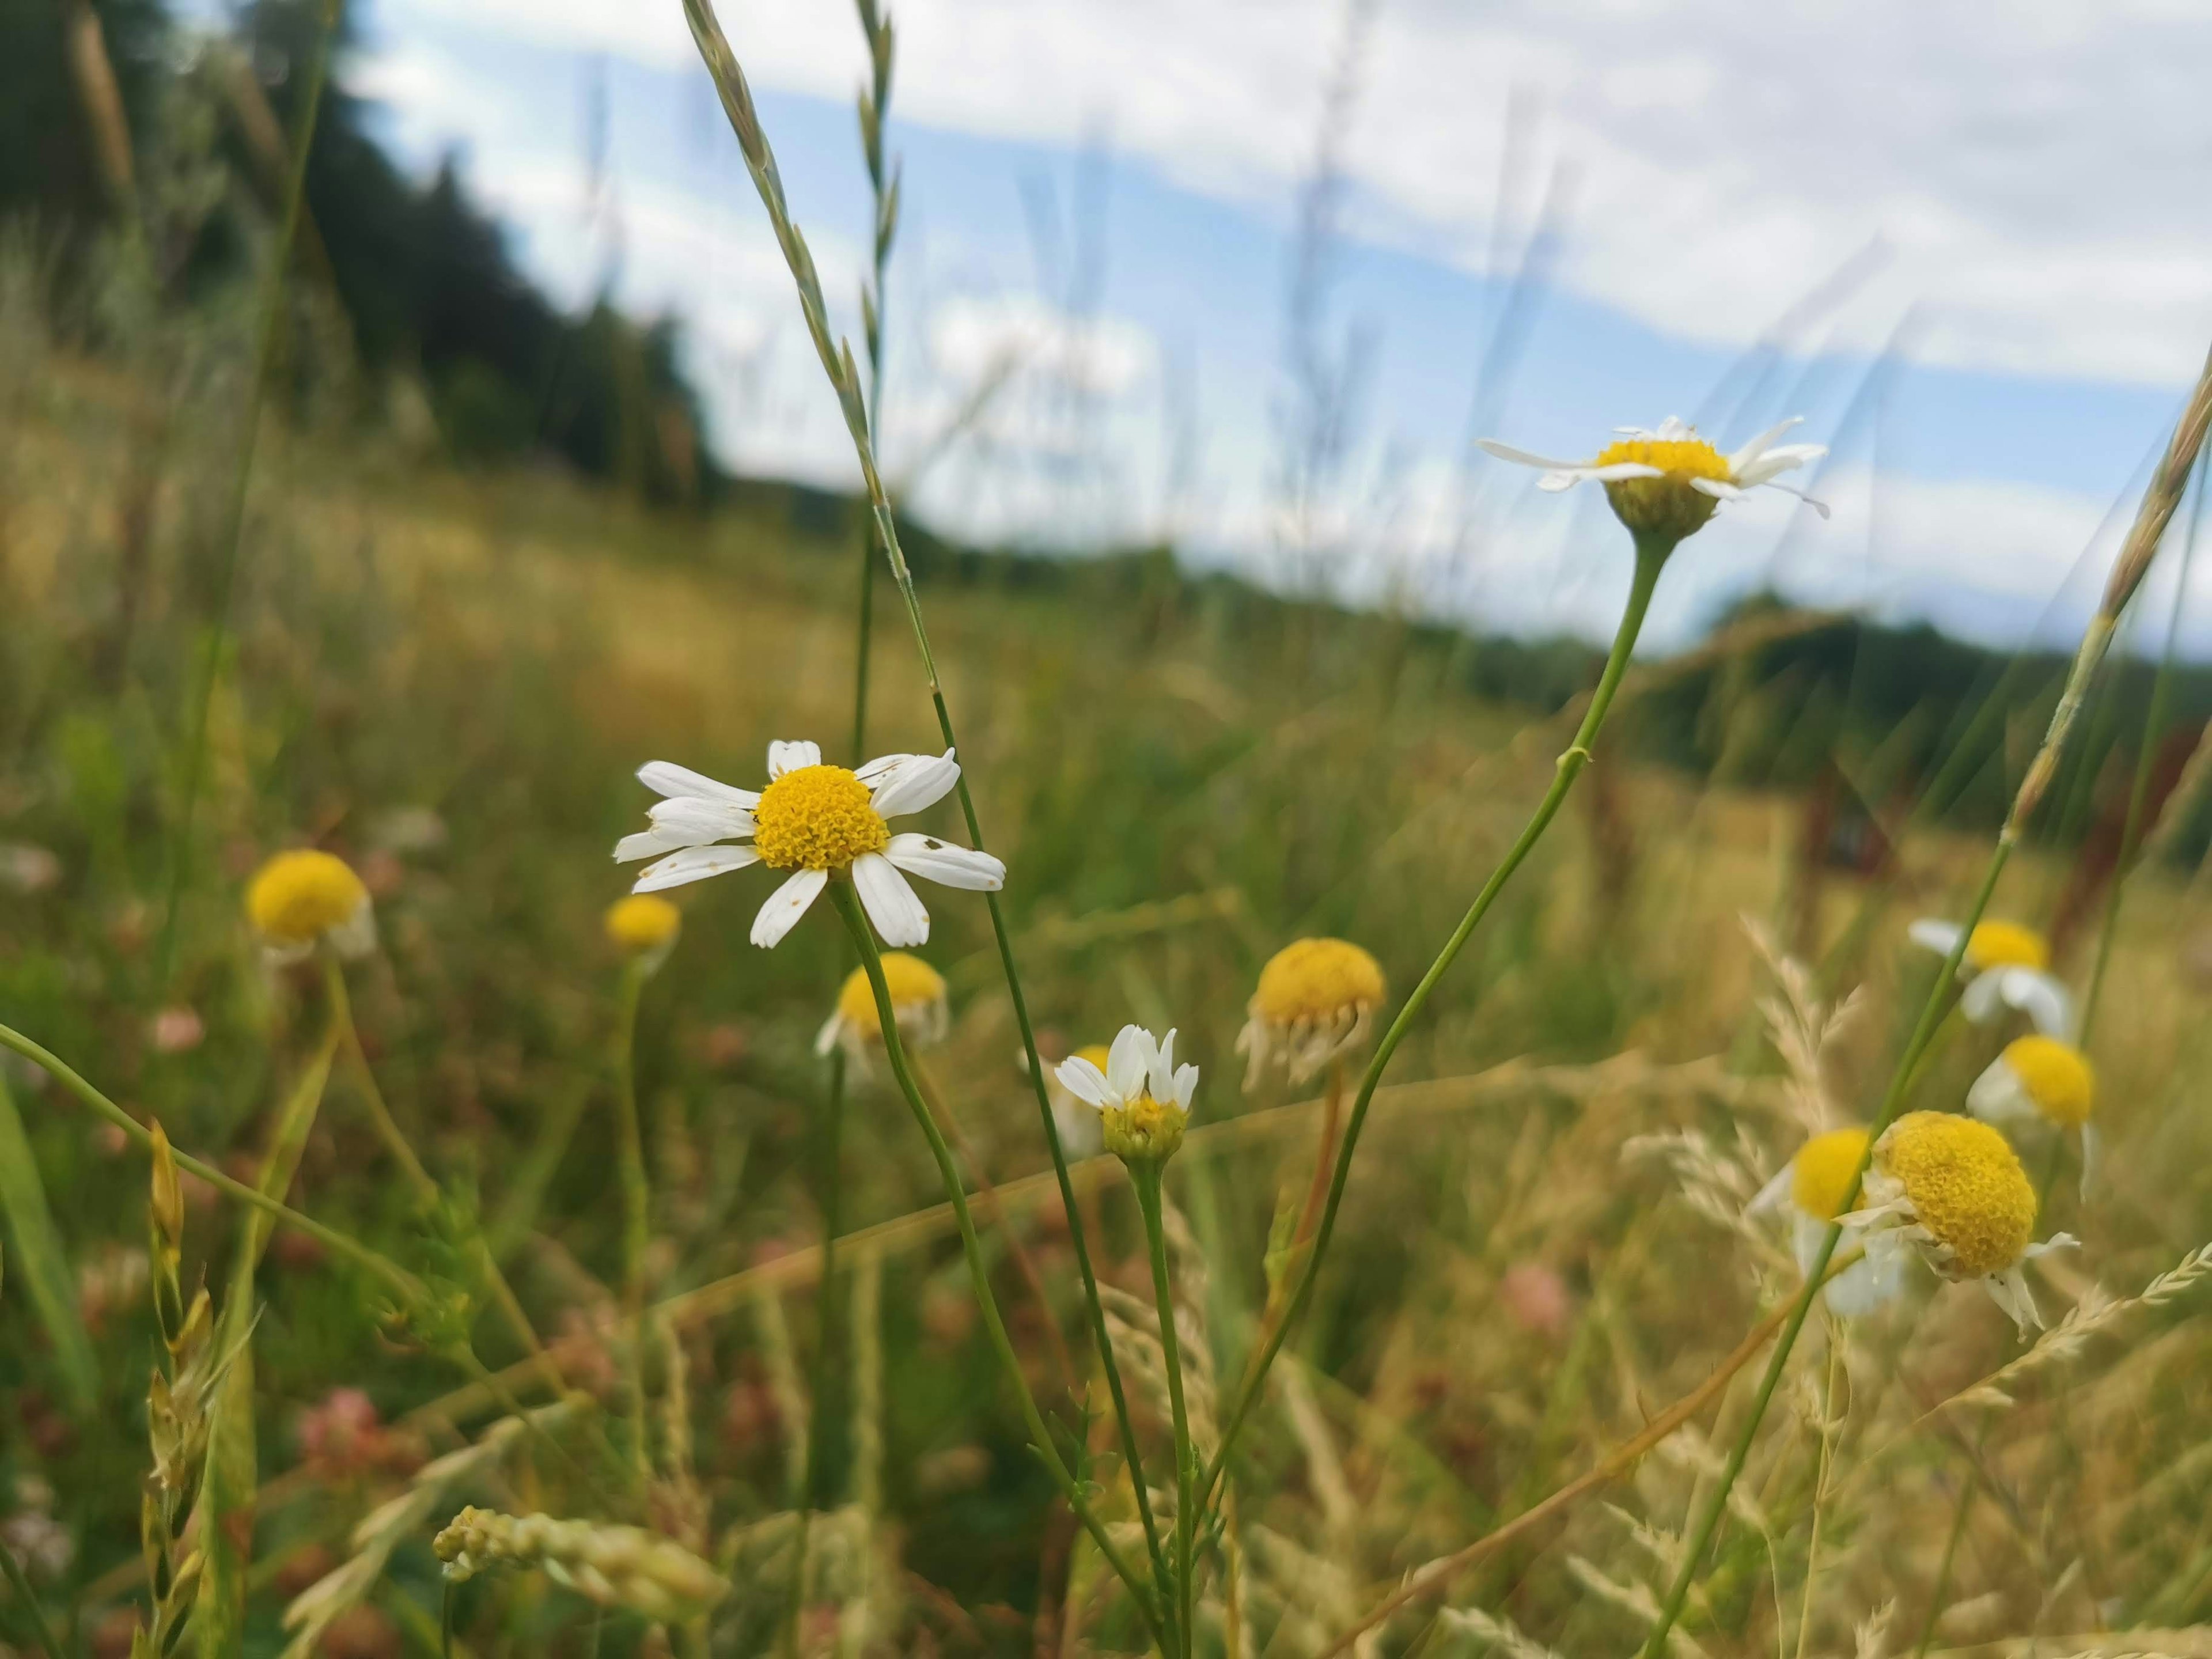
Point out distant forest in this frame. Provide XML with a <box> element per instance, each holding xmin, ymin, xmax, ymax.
<box><xmin>1</xmin><ymin>0</ymin><xmax>715</xmax><ymax>502</ymax></box>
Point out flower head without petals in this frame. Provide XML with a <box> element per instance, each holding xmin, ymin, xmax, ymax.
<box><xmin>613</xmin><ymin>742</ymin><xmax>1006</xmax><ymax>949</ymax></box>
<box><xmin>1476</xmin><ymin>415</ymin><xmax>1828</xmax><ymax>548</ymax></box>
<box><xmin>605</xmin><ymin>895</ymin><xmax>682</xmax><ymax>966</ymax></box>
<box><xmin>815</xmin><ymin>952</ymin><xmax>950</xmax><ymax>1065</ymax></box>
<box><xmin>247</xmin><ymin>850</ymin><xmax>375</xmax><ymax>964</ymax></box>
<box><xmin>1053</xmin><ymin>1025</ymin><xmax>1197</xmax><ymax>1164</ymax></box>
<box><xmin>1235</xmin><ymin>937</ymin><xmax>1387</xmax><ymax>1088</ymax></box>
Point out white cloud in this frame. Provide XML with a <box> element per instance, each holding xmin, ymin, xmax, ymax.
<box><xmin>397</xmin><ymin>0</ymin><xmax>2212</xmax><ymax>389</ymax></box>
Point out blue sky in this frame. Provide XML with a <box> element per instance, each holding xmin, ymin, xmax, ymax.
<box><xmin>338</xmin><ymin>0</ymin><xmax>2212</xmax><ymax>652</ymax></box>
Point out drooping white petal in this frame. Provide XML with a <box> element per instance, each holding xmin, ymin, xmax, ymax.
<box><xmin>648</xmin><ymin>797</ymin><xmax>756</xmax><ymax>840</ymax></box>
<box><xmin>1536</xmin><ymin>471</ymin><xmax>1584</xmax><ymax>492</ymax></box>
<box><xmin>866</xmin><ymin>749</ymin><xmax>961</xmax><ymax>818</ymax></box>
<box><xmin>635</xmin><ymin>844</ymin><xmax>763</xmax><ymax>893</ymax></box>
<box><xmin>853</xmin><ymin>852</ymin><xmax>930</xmax><ymax>948</ymax></box>
<box><xmin>814</xmin><ymin>1014</ymin><xmax>846</xmax><ymax>1056</ymax></box>
<box><xmin>1726</xmin><ymin>416</ymin><xmax>1803</xmax><ymax>475</ymax></box>
<box><xmin>1054</xmin><ymin>1055</ymin><xmax>1113</xmax><ymax>1109</ymax></box>
<box><xmin>1474</xmin><ymin>438</ymin><xmax>1592</xmax><ymax>472</ymax></box>
<box><xmin>616</xmin><ymin>825</ymin><xmax>702</xmax><ymax>863</ymax></box>
<box><xmin>1752</xmin><ymin>478</ymin><xmax>1832</xmax><ymax>518</ymax></box>
<box><xmin>1967</xmin><ymin>1058</ymin><xmax>2035</xmax><ymax>1126</ymax></box>
<box><xmin>1825</xmin><ymin>1228</ymin><xmax>1907</xmax><ymax>1318</ymax></box>
<box><xmin>1149</xmin><ymin>1029</ymin><xmax>1179</xmax><ymax>1102</ymax></box>
<box><xmin>1959</xmin><ymin>971</ymin><xmax>2009</xmax><ymax>1024</ymax></box>
<box><xmin>1983</xmin><ymin>1267</ymin><xmax>2042</xmax><ymax>1332</ymax></box>
<box><xmin>638</xmin><ymin>761</ymin><xmax>760</xmax><ymax>806</ymax></box>
<box><xmin>1105</xmin><ymin>1026</ymin><xmax>1150</xmax><ymax>1105</ymax></box>
<box><xmin>749</xmin><ymin>867</ymin><xmax>828</xmax><ymax>946</ymax></box>
<box><xmin>2023</xmin><ymin>1232</ymin><xmax>2080</xmax><ymax>1259</ymax></box>
<box><xmin>1907</xmin><ymin>918</ymin><xmax>1965</xmax><ymax>958</ymax></box>
<box><xmin>1993</xmin><ymin>968</ymin><xmax>2074</xmax><ymax>1039</ymax></box>
<box><xmin>1689</xmin><ymin>478</ymin><xmax>1746</xmax><ymax>500</ymax></box>
<box><xmin>884</xmin><ymin>833</ymin><xmax>1006</xmax><ymax>891</ymax></box>
<box><xmin>2078</xmin><ymin>1124</ymin><xmax>2100</xmax><ymax>1198</ymax></box>
<box><xmin>329</xmin><ymin>900</ymin><xmax>378</xmax><ymax>961</ymax></box>
<box><xmin>767</xmin><ymin>740</ymin><xmax>822</xmax><ymax>779</ymax></box>
<box><xmin>1747</xmin><ymin>1161</ymin><xmax>1796</xmax><ymax>1218</ymax></box>
<box><xmin>1734</xmin><ymin>443</ymin><xmax>1828</xmax><ymax>486</ymax></box>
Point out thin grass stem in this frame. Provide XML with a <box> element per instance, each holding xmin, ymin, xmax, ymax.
<box><xmin>612</xmin><ymin>959</ymin><xmax>653</xmax><ymax>1493</ymax></box>
<box><xmin>1133</xmin><ymin>1162</ymin><xmax>1198</xmax><ymax>1659</ymax></box>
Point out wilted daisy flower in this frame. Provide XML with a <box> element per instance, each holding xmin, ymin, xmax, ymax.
<box><xmin>247</xmin><ymin>849</ymin><xmax>376</xmax><ymax>965</ymax></box>
<box><xmin>1054</xmin><ymin>1025</ymin><xmax>1197</xmax><ymax>1165</ymax></box>
<box><xmin>1907</xmin><ymin>916</ymin><xmax>2071</xmax><ymax>1035</ymax></box>
<box><xmin>1747</xmin><ymin>1127</ymin><xmax>1905</xmax><ymax>1317</ymax></box>
<box><xmin>1850</xmin><ymin>1111</ymin><xmax>2077</xmax><ymax>1331</ymax></box>
<box><xmin>1042</xmin><ymin>1043</ymin><xmax>1110</xmax><ymax>1159</ymax></box>
<box><xmin>1476</xmin><ymin>415</ymin><xmax>1827</xmax><ymax>546</ymax></box>
<box><xmin>1969</xmin><ymin>1034</ymin><xmax>2100</xmax><ymax>1188</ymax></box>
<box><xmin>615</xmin><ymin>742</ymin><xmax>1006</xmax><ymax>948</ymax></box>
<box><xmin>604</xmin><ymin>894</ymin><xmax>682</xmax><ymax>972</ymax></box>
<box><xmin>1234</xmin><ymin>937</ymin><xmax>1387</xmax><ymax>1089</ymax></box>
<box><xmin>815</xmin><ymin>952</ymin><xmax>950</xmax><ymax>1066</ymax></box>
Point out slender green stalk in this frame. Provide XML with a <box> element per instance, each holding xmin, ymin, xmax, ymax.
<box><xmin>0</xmin><ymin>1521</ymin><xmax>65</xmax><ymax>1659</ymax></box>
<box><xmin>0</xmin><ymin>1022</ymin><xmax>425</xmax><ymax>1300</ymax></box>
<box><xmin>612</xmin><ymin>959</ymin><xmax>653</xmax><ymax>1491</ymax></box>
<box><xmin>1639</xmin><ymin>335</ymin><xmax>2212</xmax><ymax>1659</ymax></box>
<box><xmin>1793</xmin><ymin>1325</ymin><xmax>1843</xmax><ymax>1659</ymax></box>
<box><xmin>672</xmin><ymin>0</ymin><xmax>1171</xmax><ymax>1601</ymax></box>
<box><xmin>849</xmin><ymin>0</ymin><xmax>897</xmax><ymax>762</ymax></box>
<box><xmin>1134</xmin><ymin>1164</ymin><xmax>1198</xmax><ymax>1659</ymax></box>
<box><xmin>786</xmin><ymin>1046</ymin><xmax>846</xmax><ymax>1659</ymax></box>
<box><xmin>154</xmin><ymin>0</ymin><xmax>341</xmax><ymax>986</ymax></box>
<box><xmin>827</xmin><ymin>882</ymin><xmax>1169</xmax><ymax>1649</ymax></box>
<box><xmin>1202</xmin><ymin>532</ymin><xmax>1671</xmax><ymax>1509</ymax></box>
<box><xmin>1910</xmin><ymin>1469</ymin><xmax>1978</xmax><ymax>1659</ymax></box>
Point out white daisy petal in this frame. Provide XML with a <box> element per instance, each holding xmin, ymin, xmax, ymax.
<box><xmin>1996</xmin><ymin>969</ymin><xmax>2074</xmax><ymax>1039</ymax></box>
<box><xmin>1582</xmin><ymin>461</ymin><xmax>1666</xmax><ymax>482</ymax></box>
<box><xmin>749</xmin><ymin>867</ymin><xmax>828</xmax><ymax>946</ymax></box>
<box><xmin>814</xmin><ymin>1014</ymin><xmax>844</xmax><ymax>1056</ymax></box>
<box><xmin>638</xmin><ymin>761</ymin><xmax>760</xmax><ymax>806</ymax></box>
<box><xmin>1652</xmin><ymin>415</ymin><xmax>1694</xmax><ymax>440</ymax></box>
<box><xmin>1747</xmin><ymin>1161</ymin><xmax>1796</xmax><ymax>1217</ymax></box>
<box><xmin>1171</xmin><ymin>1063</ymin><xmax>1199</xmax><ymax>1111</ymax></box>
<box><xmin>1984</xmin><ymin>1267</ymin><xmax>2041</xmax><ymax>1332</ymax></box>
<box><xmin>1536</xmin><ymin>471</ymin><xmax>1584</xmax><ymax>492</ymax></box>
<box><xmin>1688</xmin><ymin>478</ymin><xmax>1745</xmax><ymax>499</ymax></box>
<box><xmin>2078</xmin><ymin>1124</ymin><xmax>2100</xmax><ymax>1198</ymax></box>
<box><xmin>1474</xmin><ymin>438</ymin><xmax>1592</xmax><ymax>472</ymax></box>
<box><xmin>635</xmin><ymin>844</ymin><xmax>763</xmax><ymax>892</ymax></box>
<box><xmin>1055</xmin><ymin>1055</ymin><xmax>1112</xmax><ymax>1109</ymax></box>
<box><xmin>1753</xmin><ymin>479</ymin><xmax>1832</xmax><ymax>518</ymax></box>
<box><xmin>884</xmin><ymin>833</ymin><xmax>1006</xmax><ymax>891</ymax></box>
<box><xmin>767</xmin><ymin>740</ymin><xmax>822</xmax><ymax>779</ymax></box>
<box><xmin>1149</xmin><ymin>1029</ymin><xmax>1179</xmax><ymax>1102</ymax></box>
<box><xmin>1907</xmin><ymin>919</ymin><xmax>1965</xmax><ymax>958</ymax></box>
<box><xmin>1959</xmin><ymin>971</ymin><xmax>2008</xmax><ymax>1024</ymax></box>
<box><xmin>648</xmin><ymin>797</ymin><xmax>756</xmax><ymax>840</ymax></box>
<box><xmin>853</xmin><ymin>852</ymin><xmax>930</xmax><ymax>948</ymax></box>
<box><xmin>2023</xmin><ymin>1232</ymin><xmax>2080</xmax><ymax>1259</ymax></box>
<box><xmin>1105</xmin><ymin>1026</ymin><xmax>1150</xmax><ymax>1104</ymax></box>
<box><xmin>616</xmin><ymin>826</ymin><xmax>700</xmax><ymax>864</ymax></box>
<box><xmin>1734</xmin><ymin>443</ymin><xmax>1828</xmax><ymax>485</ymax></box>
<box><xmin>1967</xmin><ymin>1058</ymin><xmax>2034</xmax><ymax>1126</ymax></box>
<box><xmin>1726</xmin><ymin>416</ymin><xmax>1802</xmax><ymax>475</ymax></box>
<box><xmin>329</xmin><ymin>900</ymin><xmax>378</xmax><ymax>961</ymax></box>
<box><xmin>866</xmin><ymin>749</ymin><xmax>962</xmax><ymax>818</ymax></box>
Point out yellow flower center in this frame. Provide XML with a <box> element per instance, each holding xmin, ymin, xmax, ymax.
<box><xmin>1251</xmin><ymin>937</ymin><xmax>1387</xmax><ymax>1025</ymax></box>
<box><xmin>750</xmin><ymin>765</ymin><xmax>889</xmax><ymax>871</ymax></box>
<box><xmin>835</xmin><ymin>952</ymin><xmax>948</xmax><ymax>1036</ymax></box>
<box><xmin>1877</xmin><ymin>1111</ymin><xmax>2036</xmax><ymax>1278</ymax></box>
<box><xmin>605</xmin><ymin>894</ymin><xmax>682</xmax><ymax>956</ymax></box>
<box><xmin>1101</xmin><ymin>1094</ymin><xmax>1186</xmax><ymax>1163</ymax></box>
<box><xmin>247</xmin><ymin>850</ymin><xmax>368</xmax><ymax>944</ymax></box>
<box><xmin>1964</xmin><ymin>920</ymin><xmax>2049</xmax><ymax>972</ymax></box>
<box><xmin>1999</xmin><ymin>1035</ymin><xmax>2095</xmax><ymax>1127</ymax></box>
<box><xmin>1590</xmin><ymin>435</ymin><xmax>1733</xmax><ymax>545</ymax></box>
<box><xmin>1790</xmin><ymin>1127</ymin><xmax>1871</xmax><ymax>1221</ymax></box>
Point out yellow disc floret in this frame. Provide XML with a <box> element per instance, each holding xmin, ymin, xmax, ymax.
<box><xmin>1963</xmin><ymin>920</ymin><xmax>2048</xmax><ymax>972</ymax></box>
<box><xmin>605</xmin><ymin>894</ymin><xmax>682</xmax><ymax>956</ymax></box>
<box><xmin>834</xmin><ymin>952</ymin><xmax>948</xmax><ymax>1038</ymax></box>
<box><xmin>749</xmin><ymin>765</ymin><xmax>889</xmax><ymax>871</ymax></box>
<box><xmin>1592</xmin><ymin>434</ymin><xmax>1732</xmax><ymax>545</ymax></box>
<box><xmin>1790</xmin><ymin>1127</ymin><xmax>1871</xmax><ymax>1221</ymax></box>
<box><xmin>247</xmin><ymin>850</ymin><xmax>368</xmax><ymax>944</ymax></box>
<box><xmin>1251</xmin><ymin>938</ymin><xmax>1387</xmax><ymax>1025</ymax></box>
<box><xmin>1876</xmin><ymin>1112</ymin><xmax>2036</xmax><ymax>1278</ymax></box>
<box><xmin>1999</xmin><ymin>1035</ymin><xmax>2095</xmax><ymax>1127</ymax></box>
<box><xmin>1101</xmin><ymin>1094</ymin><xmax>1186</xmax><ymax>1163</ymax></box>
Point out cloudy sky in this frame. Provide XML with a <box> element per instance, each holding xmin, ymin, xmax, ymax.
<box><xmin>338</xmin><ymin>0</ymin><xmax>2212</xmax><ymax>650</ymax></box>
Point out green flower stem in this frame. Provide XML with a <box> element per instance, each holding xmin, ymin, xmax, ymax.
<box><xmin>0</xmin><ymin>1502</ymin><xmax>66</xmax><ymax>1659</ymax></box>
<box><xmin>1201</xmin><ymin>531</ymin><xmax>1673</xmax><ymax>1512</ymax></box>
<box><xmin>786</xmin><ymin>1047</ymin><xmax>848</xmax><ymax>1659</ymax></box>
<box><xmin>671</xmin><ymin>3</ymin><xmax>1171</xmax><ymax>1596</ymax></box>
<box><xmin>1638</xmin><ymin>844</ymin><xmax>2012</xmax><ymax>1658</ymax></box>
<box><xmin>0</xmin><ymin>1021</ymin><xmax>426</xmax><ymax>1302</ymax></box>
<box><xmin>1132</xmin><ymin>1162</ymin><xmax>1198</xmax><ymax>1659</ymax></box>
<box><xmin>1909</xmin><ymin>1465</ymin><xmax>1979</xmax><ymax>1659</ymax></box>
<box><xmin>828</xmin><ymin>882</ymin><xmax>1170</xmax><ymax>1650</ymax></box>
<box><xmin>612</xmin><ymin>958</ymin><xmax>653</xmax><ymax>1491</ymax></box>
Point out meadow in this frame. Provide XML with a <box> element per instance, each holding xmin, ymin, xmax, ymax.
<box><xmin>8</xmin><ymin>6</ymin><xmax>2212</xmax><ymax>1659</ymax></box>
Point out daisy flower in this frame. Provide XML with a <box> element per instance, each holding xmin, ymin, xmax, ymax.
<box><xmin>1476</xmin><ymin>415</ymin><xmax>1827</xmax><ymax>546</ymax></box>
<box><xmin>1747</xmin><ymin>1127</ymin><xmax>1906</xmax><ymax>1317</ymax></box>
<box><xmin>1041</xmin><ymin>1043</ymin><xmax>1111</xmax><ymax>1159</ymax></box>
<box><xmin>1969</xmin><ymin>1034</ymin><xmax>2099</xmax><ymax>1191</ymax></box>
<box><xmin>1234</xmin><ymin>937</ymin><xmax>1388</xmax><ymax>1089</ymax></box>
<box><xmin>247</xmin><ymin>849</ymin><xmax>376</xmax><ymax>965</ymax></box>
<box><xmin>614</xmin><ymin>742</ymin><xmax>1006</xmax><ymax>948</ymax></box>
<box><xmin>1907</xmin><ymin>916</ymin><xmax>2071</xmax><ymax>1036</ymax></box>
<box><xmin>1848</xmin><ymin>1111</ymin><xmax>2077</xmax><ymax>1331</ymax></box>
<box><xmin>604</xmin><ymin>895</ymin><xmax>682</xmax><ymax>974</ymax></box>
<box><xmin>815</xmin><ymin>952</ymin><xmax>950</xmax><ymax>1067</ymax></box>
<box><xmin>1053</xmin><ymin>1025</ymin><xmax>1198</xmax><ymax>1165</ymax></box>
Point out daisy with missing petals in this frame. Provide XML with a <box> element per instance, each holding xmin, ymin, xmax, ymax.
<box><xmin>1043</xmin><ymin>1043</ymin><xmax>1111</xmax><ymax>1159</ymax></box>
<box><xmin>1476</xmin><ymin>415</ymin><xmax>1828</xmax><ymax>547</ymax></box>
<box><xmin>1906</xmin><ymin>916</ymin><xmax>2071</xmax><ymax>1036</ymax></box>
<box><xmin>1969</xmin><ymin>1034</ymin><xmax>2100</xmax><ymax>1191</ymax></box>
<box><xmin>614</xmin><ymin>741</ymin><xmax>1005</xmax><ymax>948</ymax></box>
<box><xmin>1747</xmin><ymin>1127</ymin><xmax>1906</xmax><ymax>1317</ymax></box>
<box><xmin>1053</xmin><ymin>1025</ymin><xmax>1198</xmax><ymax>1165</ymax></box>
<box><xmin>815</xmin><ymin>952</ymin><xmax>950</xmax><ymax>1068</ymax></box>
<box><xmin>247</xmin><ymin>849</ymin><xmax>376</xmax><ymax>965</ymax></box>
<box><xmin>1234</xmin><ymin>937</ymin><xmax>1388</xmax><ymax>1089</ymax></box>
<box><xmin>1847</xmin><ymin>1111</ymin><xmax>2078</xmax><ymax>1331</ymax></box>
